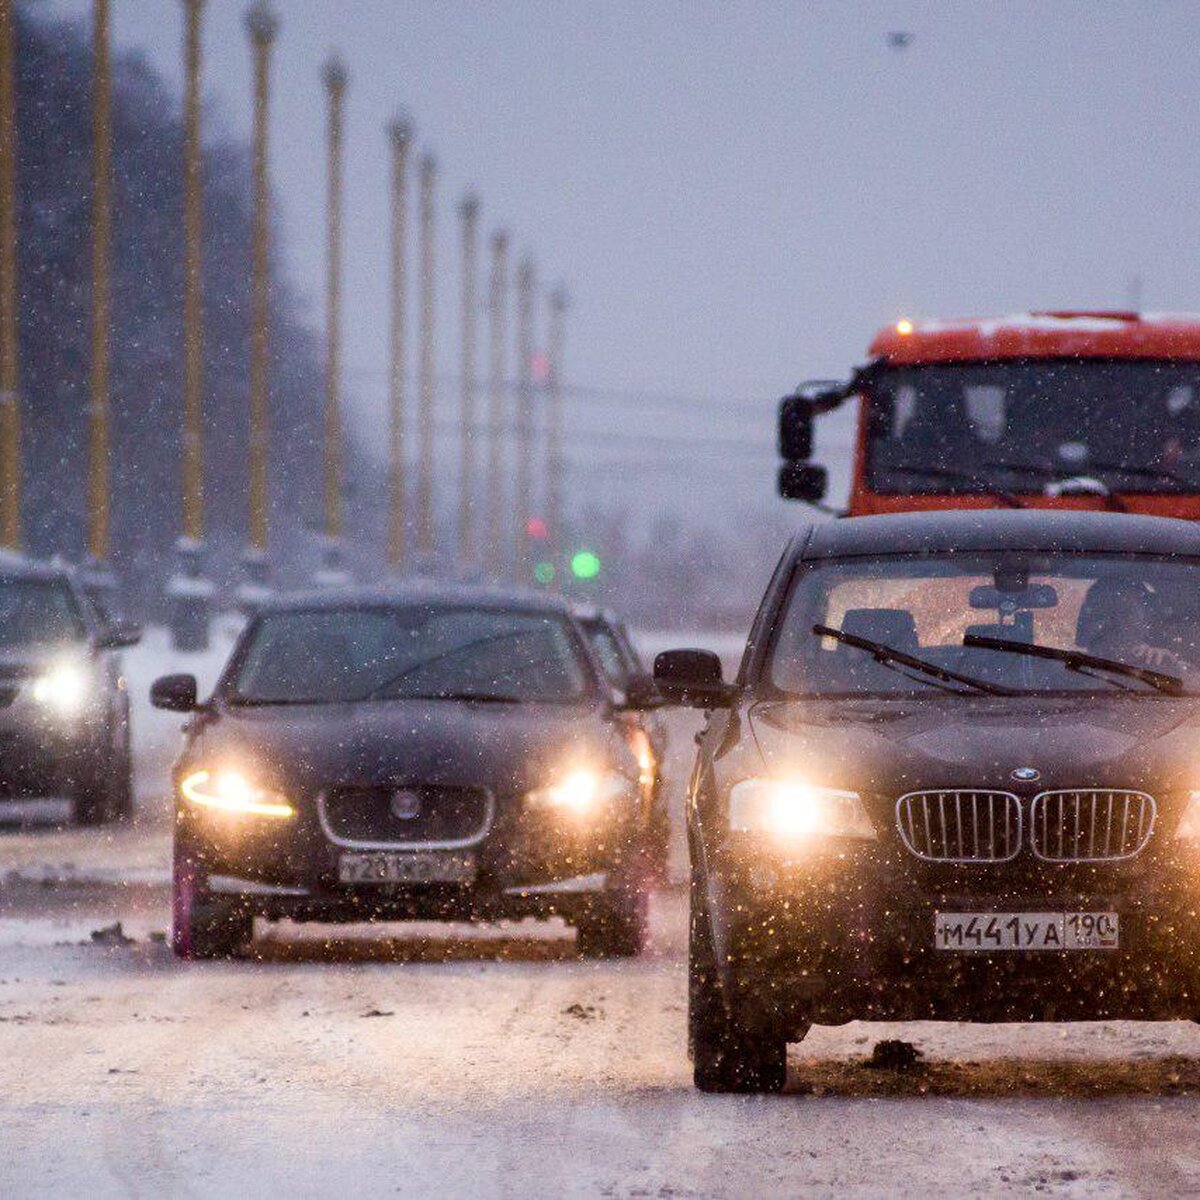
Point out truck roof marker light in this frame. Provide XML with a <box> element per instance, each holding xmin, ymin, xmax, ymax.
<box><xmin>895</xmin><ymin>319</ymin><xmax>914</xmax><ymax>336</ymax></box>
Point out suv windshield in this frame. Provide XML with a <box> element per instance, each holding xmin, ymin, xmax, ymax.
<box><xmin>769</xmin><ymin>552</ymin><xmax>1200</xmax><ymax>697</ymax></box>
<box><xmin>866</xmin><ymin>361</ymin><xmax>1200</xmax><ymax>495</ymax></box>
<box><xmin>230</xmin><ymin>606</ymin><xmax>594</xmax><ymax>705</ymax></box>
<box><xmin>0</xmin><ymin>577</ymin><xmax>86</xmax><ymax>648</ymax></box>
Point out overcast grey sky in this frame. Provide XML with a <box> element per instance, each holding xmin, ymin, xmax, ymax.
<box><xmin>41</xmin><ymin>0</ymin><xmax>1200</xmax><ymax>510</ymax></box>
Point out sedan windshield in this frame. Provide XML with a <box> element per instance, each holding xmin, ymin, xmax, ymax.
<box><xmin>231</xmin><ymin>606</ymin><xmax>594</xmax><ymax>705</ymax></box>
<box><xmin>769</xmin><ymin>552</ymin><xmax>1200</xmax><ymax>697</ymax></box>
<box><xmin>0</xmin><ymin>577</ymin><xmax>86</xmax><ymax>648</ymax></box>
<box><xmin>866</xmin><ymin>361</ymin><xmax>1200</xmax><ymax>495</ymax></box>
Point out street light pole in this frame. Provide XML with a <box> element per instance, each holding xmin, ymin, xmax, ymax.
<box><xmin>386</xmin><ymin>112</ymin><xmax>412</xmax><ymax>576</ymax></box>
<box><xmin>483</xmin><ymin>229</ymin><xmax>508</xmax><ymax>581</ymax></box>
<box><xmin>513</xmin><ymin>254</ymin><xmax>534</xmax><ymax>584</ymax></box>
<box><xmin>457</xmin><ymin>191</ymin><xmax>479</xmax><ymax>578</ymax></box>
<box><xmin>85</xmin><ymin>0</ymin><xmax>113</xmax><ymax>598</ymax></box>
<box><xmin>415</xmin><ymin>151</ymin><xmax>436</xmax><ymax>571</ymax></box>
<box><xmin>318</xmin><ymin>53</ymin><xmax>348</xmax><ymax>584</ymax></box>
<box><xmin>240</xmin><ymin>0</ymin><xmax>277</xmax><ymax>610</ymax></box>
<box><xmin>0</xmin><ymin>0</ymin><xmax>19</xmax><ymax>551</ymax></box>
<box><xmin>168</xmin><ymin>0</ymin><xmax>212</xmax><ymax>650</ymax></box>
<box><xmin>546</xmin><ymin>284</ymin><xmax>568</xmax><ymax>573</ymax></box>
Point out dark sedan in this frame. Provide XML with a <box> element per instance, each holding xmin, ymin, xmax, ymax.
<box><xmin>0</xmin><ymin>555</ymin><xmax>140</xmax><ymax>823</ymax></box>
<box><xmin>153</xmin><ymin>586</ymin><xmax>657</xmax><ymax>960</ymax></box>
<box><xmin>656</xmin><ymin>510</ymin><xmax>1200</xmax><ymax>1092</ymax></box>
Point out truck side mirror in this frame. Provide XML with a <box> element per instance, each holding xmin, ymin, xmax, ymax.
<box><xmin>778</xmin><ymin>461</ymin><xmax>828</xmax><ymax>503</ymax></box>
<box><xmin>778</xmin><ymin>393</ymin><xmax>815</xmax><ymax>460</ymax></box>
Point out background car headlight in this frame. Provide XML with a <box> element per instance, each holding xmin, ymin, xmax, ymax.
<box><xmin>1175</xmin><ymin>792</ymin><xmax>1200</xmax><ymax>840</ymax></box>
<box><xmin>30</xmin><ymin>661</ymin><xmax>89</xmax><ymax>717</ymax></box>
<box><xmin>526</xmin><ymin>768</ymin><xmax>635</xmax><ymax>817</ymax></box>
<box><xmin>728</xmin><ymin>778</ymin><xmax>876</xmax><ymax>840</ymax></box>
<box><xmin>180</xmin><ymin>768</ymin><xmax>293</xmax><ymax>818</ymax></box>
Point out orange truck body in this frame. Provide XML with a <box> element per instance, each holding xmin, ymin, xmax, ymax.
<box><xmin>781</xmin><ymin>311</ymin><xmax>1200</xmax><ymax>519</ymax></box>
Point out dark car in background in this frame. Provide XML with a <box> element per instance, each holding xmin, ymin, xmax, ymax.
<box><xmin>0</xmin><ymin>554</ymin><xmax>140</xmax><ymax>824</ymax></box>
<box><xmin>573</xmin><ymin>604</ymin><xmax>671</xmax><ymax>880</ymax></box>
<box><xmin>656</xmin><ymin>510</ymin><xmax>1200</xmax><ymax>1092</ymax></box>
<box><xmin>154</xmin><ymin>585</ymin><xmax>658</xmax><ymax>960</ymax></box>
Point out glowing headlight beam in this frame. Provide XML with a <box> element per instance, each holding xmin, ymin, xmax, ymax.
<box><xmin>180</xmin><ymin>768</ymin><xmax>293</xmax><ymax>818</ymax></box>
<box><xmin>728</xmin><ymin>778</ymin><xmax>876</xmax><ymax>841</ymax></box>
<box><xmin>30</xmin><ymin>662</ymin><xmax>89</xmax><ymax>716</ymax></box>
<box><xmin>526</xmin><ymin>768</ymin><xmax>634</xmax><ymax>816</ymax></box>
<box><xmin>1176</xmin><ymin>791</ymin><xmax>1200</xmax><ymax>840</ymax></box>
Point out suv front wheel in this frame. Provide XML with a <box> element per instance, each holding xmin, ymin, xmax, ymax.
<box><xmin>689</xmin><ymin>866</ymin><xmax>789</xmax><ymax>1093</ymax></box>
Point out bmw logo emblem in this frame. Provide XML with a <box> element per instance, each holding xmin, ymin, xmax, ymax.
<box><xmin>1011</xmin><ymin>767</ymin><xmax>1041</xmax><ymax>783</ymax></box>
<box><xmin>390</xmin><ymin>789</ymin><xmax>422</xmax><ymax>820</ymax></box>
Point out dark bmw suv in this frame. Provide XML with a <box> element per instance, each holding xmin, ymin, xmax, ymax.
<box><xmin>656</xmin><ymin>510</ymin><xmax>1200</xmax><ymax>1092</ymax></box>
<box><xmin>152</xmin><ymin>585</ymin><xmax>657</xmax><ymax>960</ymax></box>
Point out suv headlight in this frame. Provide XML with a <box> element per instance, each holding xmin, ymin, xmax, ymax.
<box><xmin>526</xmin><ymin>768</ymin><xmax>635</xmax><ymax>818</ymax></box>
<box><xmin>728</xmin><ymin>778</ymin><xmax>876</xmax><ymax>840</ymax></box>
<box><xmin>1175</xmin><ymin>792</ymin><xmax>1200</xmax><ymax>840</ymax></box>
<box><xmin>180</xmin><ymin>768</ymin><xmax>293</xmax><ymax>818</ymax></box>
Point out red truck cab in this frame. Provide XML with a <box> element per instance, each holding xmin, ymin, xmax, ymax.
<box><xmin>779</xmin><ymin>311</ymin><xmax>1200</xmax><ymax>518</ymax></box>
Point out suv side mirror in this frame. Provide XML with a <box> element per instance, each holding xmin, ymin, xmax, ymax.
<box><xmin>617</xmin><ymin>671</ymin><xmax>660</xmax><ymax>711</ymax></box>
<box><xmin>778</xmin><ymin>461</ymin><xmax>828</xmax><ymax>503</ymax></box>
<box><xmin>97</xmin><ymin>620</ymin><xmax>143</xmax><ymax>650</ymax></box>
<box><xmin>653</xmin><ymin>649</ymin><xmax>733</xmax><ymax>708</ymax></box>
<box><xmin>151</xmin><ymin>673</ymin><xmax>198</xmax><ymax>712</ymax></box>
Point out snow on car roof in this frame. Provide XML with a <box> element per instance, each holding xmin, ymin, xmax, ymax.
<box><xmin>801</xmin><ymin>509</ymin><xmax>1200</xmax><ymax>560</ymax></box>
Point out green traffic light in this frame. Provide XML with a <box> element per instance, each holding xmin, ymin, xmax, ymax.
<box><xmin>570</xmin><ymin>550</ymin><xmax>601</xmax><ymax>580</ymax></box>
<box><xmin>534</xmin><ymin>561</ymin><xmax>555</xmax><ymax>585</ymax></box>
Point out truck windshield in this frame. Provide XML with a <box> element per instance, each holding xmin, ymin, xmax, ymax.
<box><xmin>769</xmin><ymin>552</ymin><xmax>1200</xmax><ymax>698</ymax></box>
<box><xmin>866</xmin><ymin>361</ymin><xmax>1200</xmax><ymax>495</ymax></box>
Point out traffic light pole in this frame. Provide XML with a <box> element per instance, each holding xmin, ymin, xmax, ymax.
<box><xmin>484</xmin><ymin>230</ymin><xmax>508</xmax><ymax>581</ymax></box>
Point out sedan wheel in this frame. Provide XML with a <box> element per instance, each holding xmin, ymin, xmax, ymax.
<box><xmin>172</xmin><ymin>844</ymin><xmax>254</xmax><ymax>960</ymax></box>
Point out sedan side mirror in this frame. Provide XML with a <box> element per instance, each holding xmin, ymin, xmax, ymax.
<box><xmin>151</xmin><ymin>673</ymin><xmax>198</xmax><ymax>712</ymax></box>
<box><xmin>653</xmin><ymin>649</ymin><xmax>734</xmax><ymax>708</ymax></box>
<box><xmin>617</xmin><ymin>671</ymin><xmax>660</xmax><ymax>711</ymax></box>
<box><xmin>97</xmin><ymin>620</ymin><xmax>143</xmax><ymax>650</ymax></box>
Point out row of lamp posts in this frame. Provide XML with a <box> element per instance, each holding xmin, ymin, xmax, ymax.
<box><xmin>0</xmin><ymin>0</ymin><xmax>569</xmax><ymax>653</ymax></box>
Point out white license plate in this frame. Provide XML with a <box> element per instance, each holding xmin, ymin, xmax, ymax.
<box><xmin>338</xmin><ymin>851</ymin><xmax>476</xmax><ymax>885</ymax></box>
<box><xmin>934</xmin><ymin>911</ymin><xmax>1119</xmax><ymax>951</ymax></box>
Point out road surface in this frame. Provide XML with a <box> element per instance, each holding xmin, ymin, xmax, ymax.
<box><xmin>0</xmin><ymin>632</ymin><xmax>1199</xmax><ymax>1197</ymax></box>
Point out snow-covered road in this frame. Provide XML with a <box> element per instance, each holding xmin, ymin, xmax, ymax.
<box><xmin>1</xmin><ymin>631</ymin><xmax>1200</xmax><ymax>1196</ymax></box>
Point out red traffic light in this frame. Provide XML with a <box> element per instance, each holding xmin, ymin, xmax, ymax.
<box><xmin>526</xmin><ymin>517</ymin><xmax>548</xmax><ymax>539</ymax></box>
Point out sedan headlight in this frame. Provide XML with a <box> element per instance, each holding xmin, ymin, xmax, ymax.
<box><xmin>180</xmin><ymin>768</ymin><xmax>293</xmax><ymax>818</ymax></box>
<box><xmin>1175</xmin><ymin>792</ymin><xmax>1200</xmax><ymax>840</ymax></box>
<box><xmin>526</xmin><ymin>768</ymin><xmax>635</xmax><ymax>817</ymax></box>
<box><xmin>30</xmin><ymin>661</ymin><xmax>90</xmax><ymax>717</ymax></box>
<box><xmin>728</xmin><ymin>778</ymin><xmax>876</xmax><ymax>841</ymax></box>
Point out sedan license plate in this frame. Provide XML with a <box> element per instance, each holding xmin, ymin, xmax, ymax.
<box><xmin>934</xmin><ymin>911</ymin><xmax>1119</xmax><ymax>951</ymax></box>
<box><xmin>338</xmin><ymin>851</ymin><xmax>476</xmax><ymax>885</ymax></box>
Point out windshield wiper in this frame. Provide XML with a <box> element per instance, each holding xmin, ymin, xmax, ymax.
<box><xmin>813</xmin><ymin>624</ymin><xmax>1018</xmax><ymax>696</ymax></box>
<box><xmin>227</xmin><ymin>695</ymin><xmax>327</xmax><ymax>707</ymax></box>
<box><xmin>886</xmin><ymin>464</ymin><xmax>1025</xmax><ymax>508</ymax></box>
<box><xmin>399</xmin><ymin>691</ymin><xmax>522</xmax><ymax>704</ymax></box>
<box><xmin>962</xmin><ymin>633</ymin><xmax>1184</xmax><ymax>696</ymax></box>
<box><xmin>982</xmin><ymin>460</ymin><xmax>1130</xmax><ymax>511</ymax></box>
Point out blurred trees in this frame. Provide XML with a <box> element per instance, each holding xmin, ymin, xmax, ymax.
<box><xmin>15</xmin><ymin>4</ymin><xmax>382</xmax><ymax>612</ymax></box>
